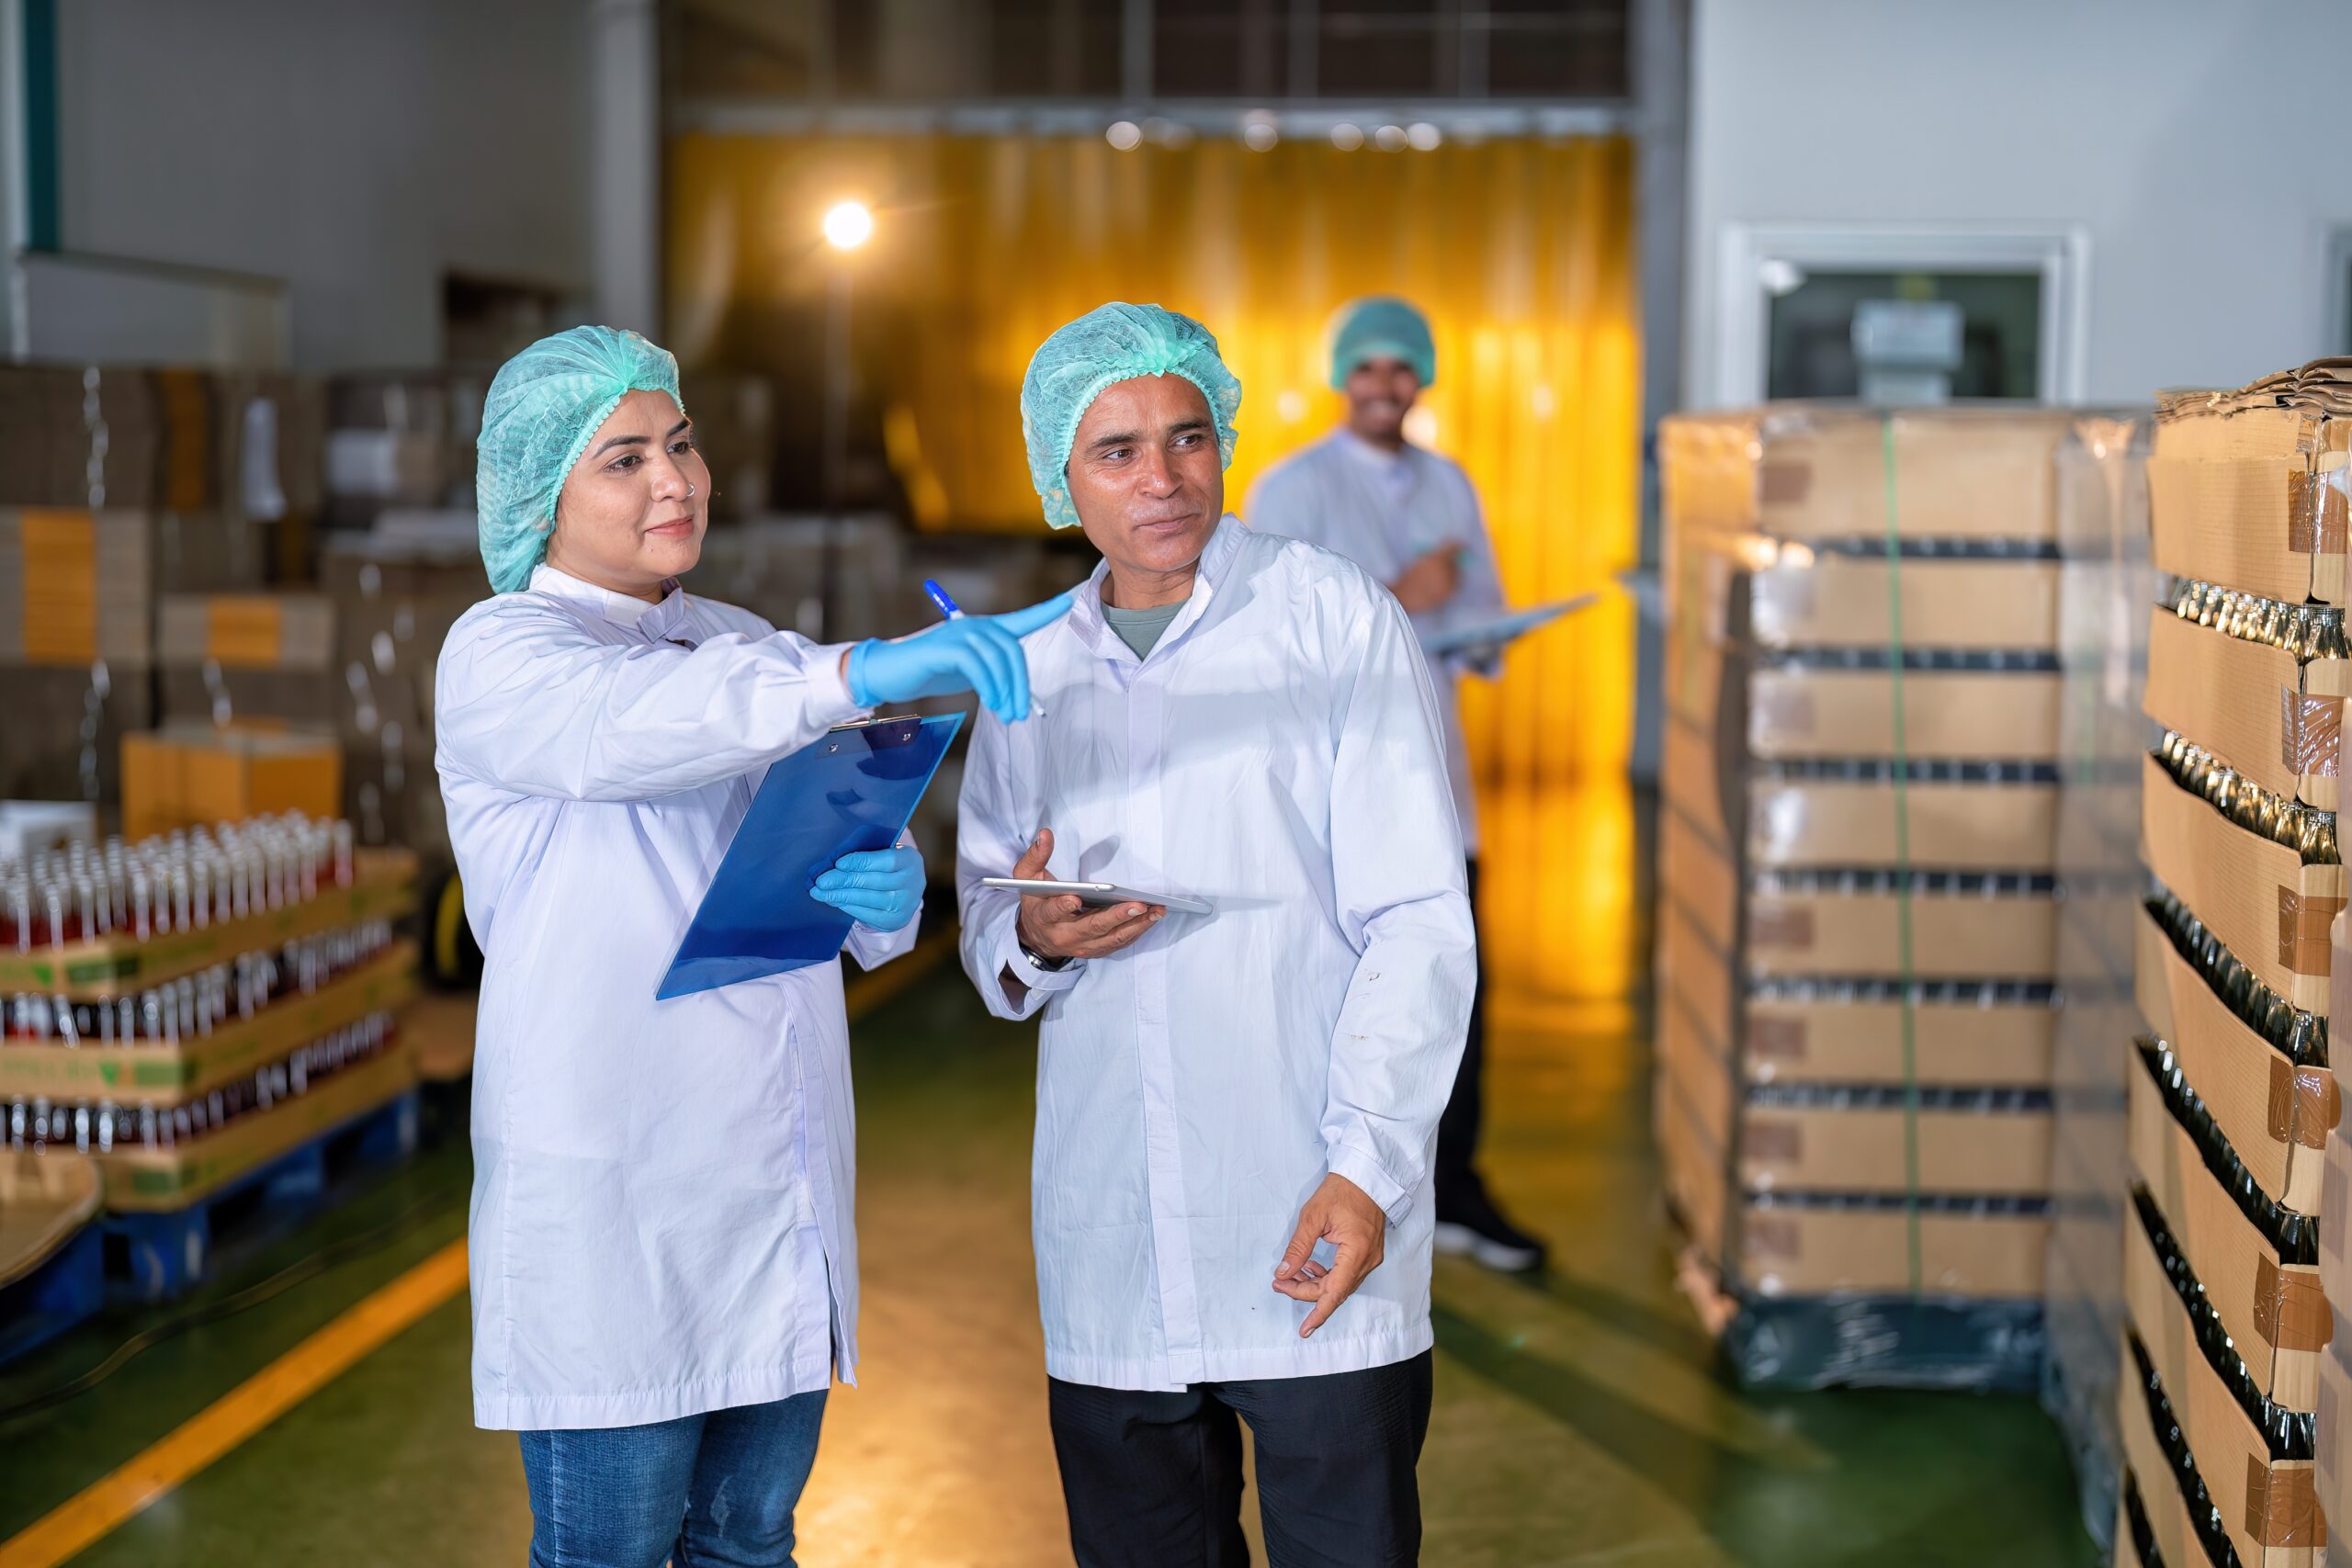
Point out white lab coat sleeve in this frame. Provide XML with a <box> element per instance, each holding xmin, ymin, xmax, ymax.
<box><xmin>1434</xmin><ymin>468</ymin><xmax>1509</xmax><ymax>679</ymax></box>
<box><xmin>955</xmin><ymin>710</ymin><xmax>1079</xmax><ymax>1021</ymax></box>
<box><xmin>1318</xmin><ymin>590</ymin><xmax>1477</xmax><ymax>1223</ymax></box>
<box><xmin>843</xmin><ymin>828</ymin><xmax>923</xmax><ymax>970</ymax></box>
<box><xmin>435</xmin><ymin>600</ymin><xmax>868</xmax><ymax>802</ymax></box>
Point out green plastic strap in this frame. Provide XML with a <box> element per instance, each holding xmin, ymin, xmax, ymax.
<box><xmin>1881</xmin><ymin>416</ymin><xmax>1925</xmax><ymax>1300</ymax></box>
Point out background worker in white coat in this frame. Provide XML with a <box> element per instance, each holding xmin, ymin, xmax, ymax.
<box><xmin>956</xmin><ymin>302</ymin><xmax>1476</xmax><ymax>1566</ymax></box>
<box><xmin>1244</xmin><ymin>296</ymin><xmax>1546</xmax><ymax>1275</ymax></box>
<box><xmin>435</xmin><ymin>326</ymin><xmax>1070</xmax><ymax>1568</ymax></box>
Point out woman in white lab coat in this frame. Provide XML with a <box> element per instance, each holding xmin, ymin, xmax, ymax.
<box><xmin>434</xmin><ymin>327</ymin><xmax>1068</xmax><ymax>1568</ymax></box>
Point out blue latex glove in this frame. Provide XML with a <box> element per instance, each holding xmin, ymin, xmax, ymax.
<box><xmin>848</xmin><ymin>592</ymin><xmax>1078</xmax><ymax>723</ymax></box>
<box><xmin>810</xmin><ymin>846</ymin><xmax>925</xmax><ymax>931</ymax></box>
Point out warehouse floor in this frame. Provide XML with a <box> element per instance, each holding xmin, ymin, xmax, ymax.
<box><xmin>0</xmin><ymin>953</ymin><xmax>2094</xmax><ymax>1566</ymax></box>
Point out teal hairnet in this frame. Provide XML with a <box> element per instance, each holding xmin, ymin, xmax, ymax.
<box><xmin>1021</xmin><ymin>302</ymin><xmax>1243</xmax><ymax>530</ymax></box>
<box><xmin>1328</xmin><ymin>296</ymin><xmax>1436</xmax><ymax>389</ymax></box>
<box><xmin>475</xmin><ymin>326</ymin><xmax>684</xmax><ymax>593</ymax></box>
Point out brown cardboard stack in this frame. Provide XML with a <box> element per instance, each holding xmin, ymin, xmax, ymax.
<box><xmin>2127</xmin><ymin>362</ymin><xmax>2352</xmax><ymax>1568</ymax></box>
<box><xmin>0</xmin><ymin>511</ymin><xmax>275</xmax><ymax>804</ymax></box>
<box><xmin>1655</xmin><ymin>406</ymin><xmax>2076</xmax><ymax>1387</ymax></box>
<box><xmin>156</xmin><ymin>592</ymin><xmax>340</xmax><ymax>731</ymax></box>
<box><xmin>323</xmin><ymin>370</ymin><xmax>488</xmax><ymax>531</ymax></box>
<box><xmin>318</xmin><ymin>517</ymin><xmax>487</xmax><ymax>860</ymax></box>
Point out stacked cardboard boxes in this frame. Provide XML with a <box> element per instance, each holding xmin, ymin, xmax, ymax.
<box><xmin>2124</xmin><ymin>361</ymin><xmax>2352</xmax><ymax>1567</ymax></box>
<box><xmin>2045</xmin><ymin>415</ymin><xmax>2156</xmax><ymax>1551</ymax></box>
<box><xmin>1656</xmin><ymin>406</ymin><xmax>2078</xmax><ymax>1387</ymax></box>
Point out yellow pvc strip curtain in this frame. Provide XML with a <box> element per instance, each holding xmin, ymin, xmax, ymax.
<box><xmin>669</xmin><ymin>134</ymin><xmax>1638</xmax><ymax>1005</ymax></box>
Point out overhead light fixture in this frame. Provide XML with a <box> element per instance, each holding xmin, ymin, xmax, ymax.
<box><xmin>821</xmin><ymin>200</ymin><xmax>873</xmax><ymax>251</ymax></box>
<box><xmin>1374</xmin><ymin>125</ymin><xmax>1408</xmax><ymax>152</ymax></box>
<box><xmin>1329</xmin><ymin>124</ymin><xmax>1363</xmax><ymax>151</ymax></box>
<box><xmin>1106</xmin><ymin>120</ymin><xmax>1143</xmax><ymax>151</ymax></box>
<box><xmin>1242</xmin><ymin>111</ymin><xmax>1279</xmax><ymax>152</ymax></box>
<box><xmin>1407</xmin><ymin>122</ymin><xmax>1442</xmax><ymax>151</ymax></box>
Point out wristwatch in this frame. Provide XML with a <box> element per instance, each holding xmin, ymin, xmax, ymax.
<box><xmin>1020</xmin><ymin>940</ymin><xmax>1076</xmax><ymax>973</ymax></box>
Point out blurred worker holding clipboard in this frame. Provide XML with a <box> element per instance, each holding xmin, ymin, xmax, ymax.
<box><xmin>1247</xmin><ymin>297</ymin><xmax>1561</xmax><ymax>1276</ymax></box>
<box><xmin>956</xmin><ymin>304</ymin><xmax>1475</xmax><ymax>1564</ymax></box>
<box><xmin>433</xmin><ymin>327</ymin><xmax>1069</xmax><ymax>1567</ymax></box>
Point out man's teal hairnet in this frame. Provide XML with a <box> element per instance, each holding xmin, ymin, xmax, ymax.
<box><xmin>1021</xmin><ymin>302</ymin><xmax>1242</xmax><ymax>530</ymax></box>
<box><xmin>475</xmin><ymin>326</ymin><xmax>684</xmax><ymax>593</ymax></box>
<box><xmin>1328</xmin><ymin>296</ymin><xmax>1436</xmax><ymax>390</ymax></box>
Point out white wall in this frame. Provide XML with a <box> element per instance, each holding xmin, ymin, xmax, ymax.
<box><xmin>1686</xmin><ymin>0</ymin><xmax>2352</xmax><ymax>406</ymax></box>
<box><xmin>53</xmin><ymin>0</ymin><xmax>594</xmax><ymax>372</ymax></box>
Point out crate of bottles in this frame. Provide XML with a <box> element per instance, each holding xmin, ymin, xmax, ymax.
<box><xmin>0</xmin><ymin>815</ymin><xmax>421</xmax><ymax>1213</ymax></box>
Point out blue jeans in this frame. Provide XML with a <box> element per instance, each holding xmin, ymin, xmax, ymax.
<box><xmin>518</xmin><ymin>1392</ymin><xmax>829</xmax><ymax>1568</ymax></box>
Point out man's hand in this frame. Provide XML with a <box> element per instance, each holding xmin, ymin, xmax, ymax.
<box><xmin>1012</xmin><ymin>828</ymin><xmax>1162</xmax><ymax>961</ymax></box>
<box><xmin>1272</xmin><ymin>1172</ymin><xmax>1387</xmax><ymax>1337</ymax></box>
<box><xmin>1388</xmin><ymin>541</ymin><xmax>1464</xmax><ymax>615</ymax></box>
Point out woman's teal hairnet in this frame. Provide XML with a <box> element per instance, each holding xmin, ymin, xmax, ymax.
<box><xmin>474</xmin><ymin>325</ymin><xmax>684</xmax><ymax>593</ymax></box>
<box><xmin>1021</xmin><ymin>302</ymin><xmax>1242</xmax><ymax>530</ymax></box>
<box><xmin>1328</xmin><ymin>296</ymin><xmax>1435</xmax><ymax>389</ymax></box>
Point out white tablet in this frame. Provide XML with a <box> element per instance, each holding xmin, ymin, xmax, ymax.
<box><xmin>979</xmin><ymin>877</ymin><xmax>1214</xmax><ymax>917</ymax></box>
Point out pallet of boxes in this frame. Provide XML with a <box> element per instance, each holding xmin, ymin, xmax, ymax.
<box><xmin>0</xmin><ymin>815</ymin><xmax>421</xmax><ymax>1302</ymax></box>
<box><xmin>2123</xmin><ymin>359</ymin><xmax>2352</xmax><ymax>1568</ymax></box>
<box><xmin>1655</xmin><ymin>406</ymin><xmax>2077</xmax><ymax>1386</ymax></box>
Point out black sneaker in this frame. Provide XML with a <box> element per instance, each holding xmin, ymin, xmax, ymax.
<box><xmin>1433</xmin><ymin>1190</ymin><xmax>1547</xmax><ymax>1273</ymax></box>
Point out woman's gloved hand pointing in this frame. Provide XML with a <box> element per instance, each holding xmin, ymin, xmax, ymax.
<box><xmin>847</xmin><ymin>592</ymin><xmax>1077</xmax><ymax>723</ymax></box>
<box><xmin>810</xmin><ymin>846</ymin><xmax>926</xmax><ymax>931</ymax></box>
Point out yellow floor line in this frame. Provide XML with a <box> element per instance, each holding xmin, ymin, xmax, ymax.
<box><xmin>0</xmin><ymin>928</ymin><xmax>960</xmax><ymax>1566</ymax></box>
<box><xmin>0</xmin><ymin>1237</ymin><xmax>470</xmax><ymax>1568</ymax></box>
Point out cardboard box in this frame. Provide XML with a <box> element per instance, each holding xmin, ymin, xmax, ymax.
<box><xmin>2138</xmin><ymin>905</ymin><xmax>2329</xmax><ymax>1215</ymax></box>
<box><xmin>2130</xmin><ymin>1051</ymin><xmax>2324</xmax><ymax>1412</ymax></box>
<box><xmin>1662</xmin><ymin>898</ymin><xmax>2053</xmax><ymax>1088</ymax></box>
<box><xmin>2144</xmin><ymin>605</ymin><xmax>2349</xmax><ymax>810</ymax></box>
<box><xmin>1667</xmin><ymin>637</ymin><xmax>2065</xmax><ymax>764</ymax></box>
<box><xmin>1660</xmin><ymin>407</ymin><xmax>2075</xmax><ymax>543</ymax></box>
<box><xmin>2141</xmin><ymin>753</ymin><xmax>2342</xmax><ymax>1016</ymax></box>
<box><xmin>1745</xmin><ymin>878</ymin><xmax>2056</xmax><ymax>982</ymax></box>
<box><xmin>2150</xmin><ymin>401</ymin><xmax>2347</xmax><ymax>607</ymax></box>
<box><xmin>2119</xmin><ymin>1365</ymin><xmax>2209</xmax><ymax>1568</ymax></box>
<box><xmin>2124</xmin><ymin>1225</ymin><xmax>2323</xmax><ymax>1567</ymax></box>
<box><xmin>1655</xmin><ymin>1062</ymin><xmax>2049</xmax><ymax>1297</ymax></box>
<box><xmin>120</xmin><ymin>725</ymin><xmax>342</xmax><ymax>841</ymax></box>
<box><xmin>0</xmin><ymin>667</ymin><xmax>153</xmax><ymax>803</ymax></box>
<box><xmin>156</xmin><ymin>592</ymin><xmax>341</xmax><ymax>730</ymax></box>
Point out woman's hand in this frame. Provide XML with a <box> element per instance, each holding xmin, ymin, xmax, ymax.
<box><xmin>810</xmin><ymin>846</ymin><xmax>925</xmax><ymax>931</ymax></box>
<box><xmin>847</xmin><ymin>592</ymin><xmax>1077</xmax><ymax>723</ymax></box>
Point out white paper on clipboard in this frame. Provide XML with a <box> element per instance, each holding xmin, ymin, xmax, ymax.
<box><xmin>1421</xmin><ymin>593</ymin><xmax>1600</xmax><ymax>658</ymax></box>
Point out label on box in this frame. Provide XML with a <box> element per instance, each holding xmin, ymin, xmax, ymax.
<box><xmin>1748</xmin><ymin>908</ymin><xmax>1815</xmax><ymax>951</ymax></box>
<box><xmin>2253</xmin><ymin>1255</ymin><xmax>2332</xmax><ymax>1352</ymax></box>
<box><xmin>2289</xmin><ymin>469</ymin><xmax>2351</xmax><ymax>556</ymax></box>
<box><xmin>1748</xmin><ymin>1017</ymin><xmax>1808</xmax><ymax>1059</ymax></box>
<box><xmin>2283</xmin><ymin>687</ymin><xmax>2344</xmax><ymax>776</ymax></box>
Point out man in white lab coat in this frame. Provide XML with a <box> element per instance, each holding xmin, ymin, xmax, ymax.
<box><xmin>956</xmin><ymin>302</ymin><xmax>1476</xmax><ymax>1567</ymax></box>
<box><xmin>1245</xmin><ymin>296</ymin><xmax>1546</xmax><ymax>1275</ymax></box>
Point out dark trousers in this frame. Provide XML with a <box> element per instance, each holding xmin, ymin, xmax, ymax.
<box><xmin>1434</xmin><ymin>858</ymin><xmax>1487</xmax><ymax>1217</ymax></box>
<box><xmin>1047</xmin><ymin>1352</ymin><xmax>1434</xmax><ymax>1568</ymax></box>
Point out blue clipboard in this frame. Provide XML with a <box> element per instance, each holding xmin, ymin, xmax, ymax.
<box><xmin>656</xmin><ymin>711</ymin><xmax>964</xmax><ymax>1000</ymax></box>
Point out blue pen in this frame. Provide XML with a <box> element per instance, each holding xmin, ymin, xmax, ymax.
<box><xmin>922</xmin><ymin>578</ymin><xmax>1048</xmax><ymax>717</ymax></box>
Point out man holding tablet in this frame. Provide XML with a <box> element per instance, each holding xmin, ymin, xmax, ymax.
<box><xmin>955</xmin><ymin>302</ymin><xmax>1476</xmax><ymax>1566</ymax></box>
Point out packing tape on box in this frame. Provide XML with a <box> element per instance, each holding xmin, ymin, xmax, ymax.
<box><xmin>2267</xmin><ymin>1054</ymin><xmax>2343</xmax><ymax>1149</ymax></box>
<box><xmin>2252</xmin><ymin>1255</ymin><xmax>2333</xmax><ymax>1352</ymax></box>
<box><xmin>2288</xmin><ymin>469</ymin><xmax>2351</xmax><ymax>557</ymax></box>
<box><xmin>2282</xmin><ymin>687</ymin><xmax>2345</xmax><ymax>775</ymax></box>
<box><xmin>2245</xmin><ymin>1455</ymin><xmax>2327</xmax><ymax>1548</ymax></box>
<box><xmin>2278</xmin><ymin>887</ymin><xmax>2347</xmax><ymax>974</ymax></box>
